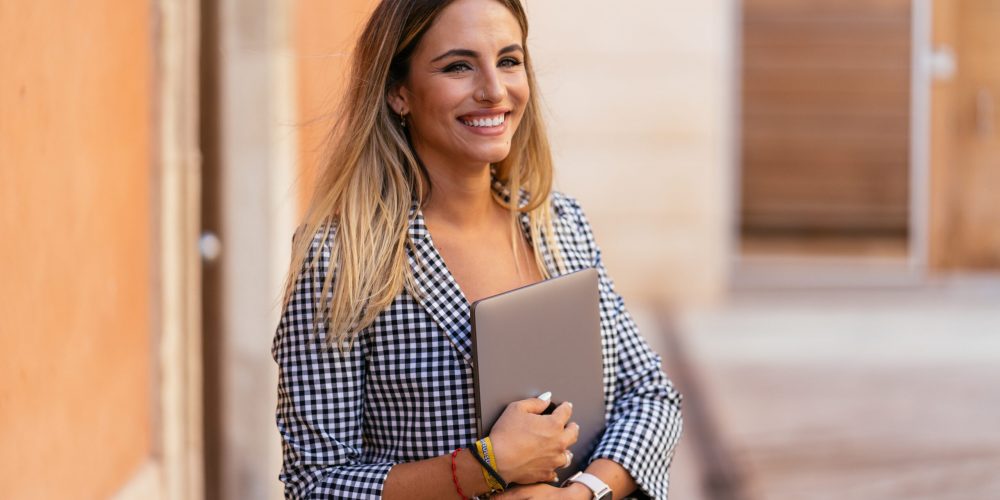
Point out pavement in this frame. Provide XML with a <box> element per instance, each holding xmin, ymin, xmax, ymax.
<box><xmin>636</xmin><ymin>277</ymin><xmax>1000</xmax><ymax>500</ymax></box>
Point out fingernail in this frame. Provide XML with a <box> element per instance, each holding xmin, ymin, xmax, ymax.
<box><xmin>538</xmin><ymin>391</ymin><xmax>552</xmax><ymax>401</ymax></box>
<box><xmin>566</xmin><ymin>401</ymin><xmax>573</xmax><ymax>408</ymax></box>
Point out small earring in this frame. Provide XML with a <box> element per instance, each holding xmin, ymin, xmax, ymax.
<box><xmin>400</xmin><ymin>113</ymin><xmax>407</xmax><ymax>128</ymax></box>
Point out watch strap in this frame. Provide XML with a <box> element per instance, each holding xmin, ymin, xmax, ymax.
<box><xmin>562</xmin><ymin>471</ymin><xmax>612</xmax><ymax>500</ymax></box>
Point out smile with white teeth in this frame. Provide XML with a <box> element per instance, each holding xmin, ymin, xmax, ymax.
<box><xmin>461</xmin><ymin>113</ymin><xmax>505</xmax><ymax>128</ymax></box>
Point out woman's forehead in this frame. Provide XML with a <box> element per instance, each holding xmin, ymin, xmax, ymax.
<box><xmin>416</xmin><ymin>0</ymin><xmax>524</xmax><ymax>58</ymax></box>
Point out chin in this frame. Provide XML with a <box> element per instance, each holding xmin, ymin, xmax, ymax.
<box><xmin>470</xmin><ymin>146</ymin><xmax>513</xmax><ymax>165</ymax></box>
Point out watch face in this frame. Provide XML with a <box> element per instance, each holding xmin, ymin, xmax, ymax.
<box><xmin>597</xmin><ymin>492</ymin><xmax>613</xmax><ymax>500</ymax></box>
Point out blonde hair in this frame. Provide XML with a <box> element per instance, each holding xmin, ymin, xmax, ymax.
<box><xmin>282</xmin><ymin>0</ymin><xmax>564</xmax><ymax>352</ymax></box>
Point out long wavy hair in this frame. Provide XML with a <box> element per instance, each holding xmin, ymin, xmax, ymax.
<box><xmin>282</xmin><ymin>0</ymin><xmax>564</xmax><ymax>352</ymax></box>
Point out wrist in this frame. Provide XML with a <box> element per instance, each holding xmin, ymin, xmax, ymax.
<box><xmin>470</xmin><ymin>438</ymin><xmax>506</xmax><ymax>493</ymax></box>
<box><xmin>455</xmin><ymin>447</ymin><xmax>492</xmax><ymax>497</ymax></box>
<box><xmin>486</xmin><ymin>434</ymin><xmax>513</xmax><ymax>481</ymax></box>
<box><xmin>563</xmin><ymin>482</ymin><xmax>594</xmax><ymax>500</ymax></box>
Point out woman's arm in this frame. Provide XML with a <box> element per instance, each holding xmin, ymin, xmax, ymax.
<box><xmin>584</xmin><ymin>302</ymin><xmax>683</xmax><ymax>500</ymax></box>
<box><xmin>383</xmin><ymin>449</ymin><xmax>492</xmax><ymax>500</ymax></box>
<box><xmin>566</xmin><ymin>198</ymin><xmax>684</xmax><ymax>500</ymax></box>
<box><xmin>496</xmin><ymin>458</ymin><xmax>635</xmax><ymax>500</ymax></box>
<box><xmin>383</xmin><ymin>396</ymin><xmax>578</xmax><ymax>499</ymax></box>
<box><xmin>274</xmin><ymin>233</ymin><xmax>407</xmax><ymax>498</ymax></box>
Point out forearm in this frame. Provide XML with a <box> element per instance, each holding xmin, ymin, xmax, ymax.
<box><xmin>562</xmin><ymin>458</ymin><xmax>636</xmax><ymax>500</ymax></box>
<box><xmin>383</xmin><ymin>448</ymin><xmax>492</xmax><ymax>500</ymax></box>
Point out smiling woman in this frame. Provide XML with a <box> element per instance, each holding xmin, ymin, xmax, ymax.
<box><xmin>385</xmin><ymin>0</ymin><xmax>542</xmax><ymax>306</ymax></box>
<box><xmin>272</xmin><ymin>1</ymin><xmax>683</xmax><ymax>499</ymax></box>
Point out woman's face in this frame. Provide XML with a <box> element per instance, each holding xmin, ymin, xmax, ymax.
<box><xmin>391</xmin><ymin>0</ymin><xmax>529</xmax><ymax>172</ymax></box>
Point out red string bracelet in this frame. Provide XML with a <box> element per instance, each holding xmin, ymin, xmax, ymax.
<box><xmin>451</xmin><ymin>448</ymin><xmax>468</xmax><ymax>499</ymax></box>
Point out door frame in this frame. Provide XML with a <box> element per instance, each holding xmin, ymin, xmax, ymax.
<box><xmin>201</xmin><ymin>1</ymin><xmax>298</xmax><ymax>498</ymax></box>
<box><xmin>909</xmin><ymin>0</ymin><xmax>932</xmax><ymax>274</ymax></box>
<box><xmin>133</xmin><ymin>0</ymin><xmax>206</xmax><ymax>498</ymax></box>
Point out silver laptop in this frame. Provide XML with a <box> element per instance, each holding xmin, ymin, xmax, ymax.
<box><xmin>469</xmin><ymin>267</ymin><xmax>605</xmax><ymax>483</ymax></box>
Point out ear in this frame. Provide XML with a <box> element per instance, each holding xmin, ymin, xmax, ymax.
<box><xmin>387</xmin><ymin>83</ymin><xmax>410</xmax><ymax>116</ymax></box>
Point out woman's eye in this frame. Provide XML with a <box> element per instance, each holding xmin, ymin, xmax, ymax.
<box><xmin>499</xmin><ymin>57</ymin><xmax>522</xmax><ymax>68</ymax></box>
<box><xmin>444</xmin><ymin>62</ymin><xmax>472</xmax><ymax>73</ymax></box>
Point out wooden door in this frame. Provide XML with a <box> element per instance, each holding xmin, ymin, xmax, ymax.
<box><xmin>740</xmin><ymin>0</ymin><xmax>913</xmax><ymax>248</ymax></box>
<box><xmin>931</xmin><ymin>0</ymin><xmax>1000</xmax><ymax>268</ymax></box>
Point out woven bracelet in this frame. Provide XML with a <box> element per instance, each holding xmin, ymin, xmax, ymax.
<box><xmin>467</xmin><ymin>446</ymin><xmax>508</xmax><ymax>490</ymax></box>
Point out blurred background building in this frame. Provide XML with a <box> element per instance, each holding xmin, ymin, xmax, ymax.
<box><xmin>2</xmin><ymin>0</ymin><xmax>998</xmax><ymax>499</ymax></box>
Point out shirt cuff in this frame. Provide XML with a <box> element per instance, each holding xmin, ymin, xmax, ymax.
<box><xmin>282</xmin><ymin>460</ymin><xmax>397</xmax><ymax>499</ymax></box>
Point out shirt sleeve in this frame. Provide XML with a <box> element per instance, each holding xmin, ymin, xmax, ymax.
<box><xmin>272</xmin><ymin>231</ymin><xmax>398</xmax><ymax>499</ymax></box>
<box><xmin>568</xmin><ymin>198</ymin><xmax>685</xmax><ymax>500</ymax></box>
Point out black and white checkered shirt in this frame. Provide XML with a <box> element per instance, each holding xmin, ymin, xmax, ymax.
<box><xmin>273</xmin><ymin>189</ymin><xmax>683</xmax><ymax>499</ymax></box>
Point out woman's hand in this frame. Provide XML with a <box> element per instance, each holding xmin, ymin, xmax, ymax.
<box><xmin>491</xmin><ymin>483</ymin><xmax>590</xmax><ymax>500</ymax></box>
<box><xmin>488</xmin><ymin>394</ymin><xmax>580</xmax><ymax>485</ymax></box>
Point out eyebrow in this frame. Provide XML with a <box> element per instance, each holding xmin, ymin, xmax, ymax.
<box><xmin>430</xmin><ymin>44</ymin><xmax>524</xmax><ymax>63</ymax></box>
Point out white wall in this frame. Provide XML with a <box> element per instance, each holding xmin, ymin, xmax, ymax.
<box><xmin>217</xmin><ymin>0</ymin><xmax>296</xmax><ymax>498</ymax></box>
<box><xmin>527</xmin><ymin>0</ymin><xmax>736</xmax><ymax>305</ymax></box>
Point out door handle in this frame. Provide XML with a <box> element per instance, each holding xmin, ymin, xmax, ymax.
<box><xmin>200</xmin><ymin>231</ymin><xmax>222</xmax><ymax>263</ymax></box>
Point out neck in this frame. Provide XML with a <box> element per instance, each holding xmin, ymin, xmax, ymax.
<box><xmin>421</xmin><ymin>163</ymin><xmax>499</xmax><ymax>230</ymax></box>
<box><xmin>415</xmin><ymin>147</ymin><xmax>501</xmax><ymax>231</ymax></box>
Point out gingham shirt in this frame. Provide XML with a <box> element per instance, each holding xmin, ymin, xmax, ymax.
<box><xmin>272</xmin><ymin>189</ymin><xmax>684</xmax><ymax>499</ymax></box>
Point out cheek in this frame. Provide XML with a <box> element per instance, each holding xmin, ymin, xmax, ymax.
<box><xmin>508</xmin><ymin>78</ymin><xmax>530</xmax><ymax>113</ymax></box>
<box><xmin>512</xmin><ymin>89</ymin><xmax>530</xmax><ymax>123</ymax></box>
<box><xmin>417</xmin><ymin>83</ymin><xmax>465</xmax><ymax>116</ymax></box>
<box><xmin>509</xmin><ymin>74</ymin><xmax>529</xmax><ymax>100</ymax></box>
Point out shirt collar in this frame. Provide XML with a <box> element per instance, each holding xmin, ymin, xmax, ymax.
<box><xmin>403</xmin><ymin>177</ymin><xmax>539</xmax><ymax>365</ymax></box>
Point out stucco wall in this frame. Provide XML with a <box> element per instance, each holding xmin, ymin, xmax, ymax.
<box><xmin>0</xmin><ymin>1</ymin><xmax>153</xmax><ymax>498</ymax></box>
<box><xmin>295</xmin><ymin>0</ymin><xmax>376</xmax><ymax>214</ymax></box>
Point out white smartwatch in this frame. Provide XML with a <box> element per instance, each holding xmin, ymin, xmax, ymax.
<box><xmin>562</xmin><ymin>471</ymin><xmax>613</xmax><ymax>500</ymax></box>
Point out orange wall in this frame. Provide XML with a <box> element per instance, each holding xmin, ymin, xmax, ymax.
<box><xmin>295</xmin><ymin>0</ymin><xmax>377</xmax><ymax>214</ymax></box>
<box><xmin>0</xmin><ymin>1</ymin><xmax>153</xmax><ymax>498</ymax></box>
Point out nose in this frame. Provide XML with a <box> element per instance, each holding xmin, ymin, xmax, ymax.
<box><xmin>476</xmin><ymin>66</ymin><xmax>506</xmax><ymax>103</ymax></box>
